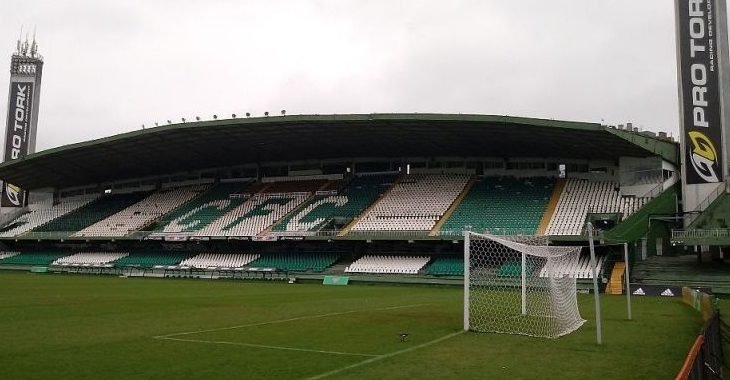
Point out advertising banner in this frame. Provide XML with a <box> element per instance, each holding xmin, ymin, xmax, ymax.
<box><xmin>676</xmin><ymin>0</ymin><xmax>724</xmax><ymax>183</ymax></box>
<box><xmin>2</xmin><ymin>81</ymin><xmax>34</xmax><ymax>207</ymax></box>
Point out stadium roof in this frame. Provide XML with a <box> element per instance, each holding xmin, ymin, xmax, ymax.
<box><xmin>0</xmin><ymin>113</ymin><xmax>678</xmax><ymax>189</ymax></box>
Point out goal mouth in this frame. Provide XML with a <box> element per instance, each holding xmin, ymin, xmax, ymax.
<box><xmin>464</xmin><ymin>231</ymin><xmax>586</xmax><ymax>339</ymax></box>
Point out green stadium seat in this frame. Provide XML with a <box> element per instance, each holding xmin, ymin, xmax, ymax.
<box><xmin>441</xmin><ymin>176</ymin><xmax>554</xmax><ymax>236</ymax></box>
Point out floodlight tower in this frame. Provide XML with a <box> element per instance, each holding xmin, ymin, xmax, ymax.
<box><xmin>2</xmin><ymin>31</ymin><xmax>44</xmax><ymax>208</ymax></box>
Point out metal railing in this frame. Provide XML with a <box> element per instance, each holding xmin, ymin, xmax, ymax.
<box><xmin>672</xmin><ymin>229</ymin><xmax>730</xmax><ymax>240</ymax></box>
<box><xmin>5</xmin><ymin>231</ymin><xmax>152</xmax><ymax>241</ymax></box>
<box><xmin>676</xmin><ymin>311</ymin><xmax>724</xmax><ymax>380</ymax></box>
<box><xmin>685</xmin><ymin>182</ymin><xmax>727</xmax><ymax>227</ymax></box>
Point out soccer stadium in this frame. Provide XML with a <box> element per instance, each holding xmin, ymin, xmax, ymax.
<box><xmin>2</xmin><ymin>2</ymin><xmax>729</xmax><ymax>380</ymax></box>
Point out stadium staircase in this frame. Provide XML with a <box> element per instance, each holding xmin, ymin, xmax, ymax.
<box><xmin>537</xmin><ymin>178</ymin><xmax>565</xmax><ymax>235</ymax></box>
<box><xmin>429</xmin><ymin>177</ymin><xmax>475</xmax><ymax>236</ymax></box>
<box><xmin>632</xmin><ymin>255</ymin><xmax>730</xmax><ymax>294</ymax></box>
<box><xmin>605</xmin><ymin>262</ymin><xmax>625</xmax><ymax>295</ymax></box>
<box><xmin>687</xmin><ymin>193</ymin><xmax>730</xmax><ymax>230</ymax></box>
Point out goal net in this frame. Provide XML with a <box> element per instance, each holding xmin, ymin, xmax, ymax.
<box><xmin>464</xmin><ymin>231</ymin><xmax>585</xmax><ymax>338</ymax></box>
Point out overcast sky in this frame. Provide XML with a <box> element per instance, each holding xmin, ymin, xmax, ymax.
<box><xmin>0</xmin><ymin>0</ymin><xmax>726</xmax><ymax>152</ymax></box>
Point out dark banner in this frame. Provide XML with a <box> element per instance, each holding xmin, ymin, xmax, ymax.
<box><xmin>676</xmin><ymin>0</ymin><xmax>724</xmax><ymax>183</ymax></box>
<box><xmin>630</xmin><ymin>284</ymin><xmax>685</xmax><ymax>297</ymax></box>
<box><xmin>2</xmin><ymin>81</ymin><xmax>34</xmax><ymax>207</ymax></box>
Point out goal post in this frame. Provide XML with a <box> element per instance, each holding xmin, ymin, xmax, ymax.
<box><xmin>463</xmin><ymin>231</ymin><xmax>586</xmax><ymax>338</ymax></box>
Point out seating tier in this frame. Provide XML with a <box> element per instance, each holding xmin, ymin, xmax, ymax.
<box><xmin>352</xmin><ymin>174</ymin><xmax>469</xmax><ymax>232</ymax></box>
<box><xmin>546</xmin><ymin>179</ymin><xmax>650</xmax><ymax>235</ymax></box>
<box><xmin>179</xmin><ymin>253</ymin><xmax>260</xmax><ymax>268</ymax></box>
<box><xmin>441</xmin><ymin>176</ymin><xmax>553</xmax><ymax>235</ymax></box>
<box><xmin>426</xmin><ymin>257</ymin><xmax>464</xmax><ymax>276</ymax></box>
<box><xmin>33</xmin><ymin>192</ymin><xmax>150</xmax><ymax>233</ymax></box>
<box><xmin>0</xmin><ymin>252</ymin><xmax>66</xmax><ymax>266</ymax></box>
<box><xmin>74</xmin><ymin>185</ymin><xmax>208</xmax><ymax>237</ymax></box>
<box><xmin>113</xmin><ymin>251</ymin><xmax>189</xmax><ymax>268</ymax></box>
<box><xmin>271</xmin><ymin>174</ymin><xmax>395</xmax><ymax>233</ymax></box>
<box><xmin>247</xmin><ymin>252</ymin><xmax>338</xmax><ymax>272</ymax></box>
<box><xmin>0</xmin><ymin>196</ymin><xmax>98</xmax><ymax>237</ymax></box>
<box><xmin>345</xmin><ymin>255</ymin><xmax>430</xmax><ymax>274</ymax></box>
<box><xmin>153</xmin><ymin>183</ymin><xmax>252</xmax><ymax>234</ymax></box>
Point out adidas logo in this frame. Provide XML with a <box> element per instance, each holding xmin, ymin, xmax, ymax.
<box><xmin>633</xmin><ymin>288</ymin><xmax>645</xmax><ymax>296</ymax></box>
<box><xmin>661</xmin><ymin>289</ymin><xmax>675</xmax><ymax>297</ymax></box>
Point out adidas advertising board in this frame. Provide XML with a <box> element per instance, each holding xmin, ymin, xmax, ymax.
<box><xmin>675</xmin><ymin>0</ymin><xmax>724</xmax><ymax>184</ymax></box>
<box><xmin>2</xmin><ymin>81</ymin><xmax>34</xmax><ymax>207</ymax></box>
<box><xmin>630</xmin><ymin>284</ymin><xmax>687</xmax><ymax>297</ymax></box>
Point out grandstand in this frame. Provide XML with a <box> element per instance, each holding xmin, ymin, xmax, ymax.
<box><xmin>0</xmin><ymin>113</ymin><xmax>691</xmax><ymax>292</ymax></box>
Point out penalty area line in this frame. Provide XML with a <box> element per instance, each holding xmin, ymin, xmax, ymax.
<box><xmin>304</xmin><ymin>330</ymin><xmax>465</xmax><ymax>380</ymax></box>
<box><xmin>154</xmin><ymin>336</ymin><xmax>378</xmax><ymax>357</ymax></box>
<box><xmin>154</xmin><ymin>303</ymin><xmax>428</xmax><ymax>339</ymax></box>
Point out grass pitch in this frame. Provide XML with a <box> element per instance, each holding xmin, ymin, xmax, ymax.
<box><xmin>0</xmin><ymin>271</ymin><xmax>703</xmax><ymax>379</ymax></box>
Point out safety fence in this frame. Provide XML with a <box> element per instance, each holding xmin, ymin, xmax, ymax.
<box><xmin>675</xmin><ymin>288</ymin><xmax>724</xmax><ymax>380</ymax></box>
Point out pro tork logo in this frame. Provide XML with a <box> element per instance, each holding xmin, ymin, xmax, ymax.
<box><xmin>688</xmin><ymin>131</ymin><xmax>720</xmax><ymax>182</ymax></box>
<box><xmin>4</xmin><ymin>183</ymin><xmax>22</xmax><ymax>206</ymax></box>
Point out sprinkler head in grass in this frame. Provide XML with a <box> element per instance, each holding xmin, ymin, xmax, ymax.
<box><xmin>399</xmin><ymin>332</ymin><xmax>409</xmax><ymax>342</ymax></box>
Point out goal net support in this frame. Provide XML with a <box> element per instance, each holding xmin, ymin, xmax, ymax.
<box><xmin>464</xmin><ymin>231</ymin><xmax>586</xmax><ymax>338</ymax></box>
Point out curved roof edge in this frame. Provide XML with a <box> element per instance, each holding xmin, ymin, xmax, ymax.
<box><xmin>0</xmin><ymin>113</ymin><xmax>678</xmax><ymax>189</ymax></box>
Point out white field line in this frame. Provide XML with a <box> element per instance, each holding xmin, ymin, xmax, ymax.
<box><xmin>156</xmin><ymin>336</ymin><xmax>378</xmax><ymax>357</ymax></box>
<box><xmin>154</xmin><ymin>303</ymin><xmax>428</xmax><ymax>339</ymax></box>
<box><xmin>304</xmin><ymin>331</ymin><xmax>465</xmax><ymax>380</ymax></box>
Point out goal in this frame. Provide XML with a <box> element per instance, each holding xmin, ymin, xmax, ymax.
<box><xmin>463</xmin><ymin>231</ymin><xmax>585</xmax><ymax>338</ymax></box>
